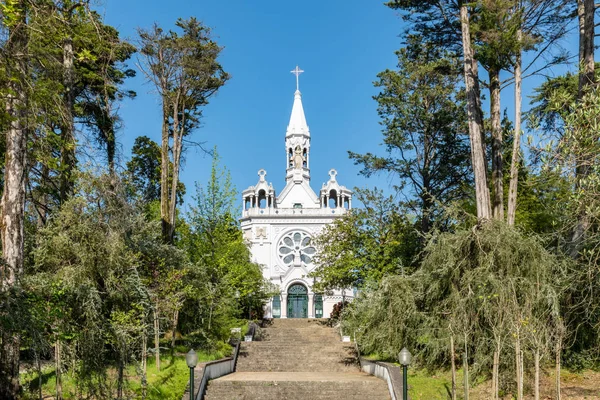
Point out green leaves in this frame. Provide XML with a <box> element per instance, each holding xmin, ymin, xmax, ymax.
<box><xmin>310</xmin><ymin>188</ymin><xmax>418</xmax><ymax>293</ymax></box>
<box><xmin>351</xmin><ymin>35</ymin><xmax>470</xmax><ymax>236</ymax></box>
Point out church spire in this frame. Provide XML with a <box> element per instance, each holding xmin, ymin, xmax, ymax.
<box><xmin>287</xmin><ymin>66</ymin><xmax>309</xmax><ymax>137</ymax></box>
<box><xmin>286</xmin><ymin>90</ymin><xmax>309</xmax><ymax>137</ymax></box>
<box><xmin>286</xmin><ymin>66</ymin><xmax>310</xmax><ymax>182</ymax></box>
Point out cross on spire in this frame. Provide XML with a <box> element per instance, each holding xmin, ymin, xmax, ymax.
<box><xmin>290</xmin><ymin>65</ymin><xmax>304</xmax><ymax>91</ymax></box>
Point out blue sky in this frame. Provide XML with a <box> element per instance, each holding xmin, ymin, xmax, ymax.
<box><xmin>101</xmin><ymin>1</ymin><xmax>403</xmax><ymax>210</ymax></box>
<box><xmin>100</xmin><ymin>1</ymin><xmax>578</xmax><ymax>211</ymax></box>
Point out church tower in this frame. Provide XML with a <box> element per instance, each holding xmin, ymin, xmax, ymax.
<box><xmin>285</xmin><ymin>66</ymin><xmax>311</xmax><ymax>183</ymax></box>
<box><xmin>241</xmin><ymin>66</ymin><xmax>353</xmax><ymax>319</ymax></box>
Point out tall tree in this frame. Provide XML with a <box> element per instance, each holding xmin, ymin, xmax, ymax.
<box><xmin>0</xmin><ymin>1</ymin><xmax>28</xmax><ymax>396</ymax></box>
<box><xmin>350</xmin><ymin>36</ymin><xmax>471</xmax><ymax>235</ymax></box>
<box><xmin>138</xmin><ymin>18</ymin><xmax>229</xmax><ymax>243</ymax></box>
<box><xmin>460</xmin><ymin>0</ymin><xmax>493</xmax><ymax>221</ymax></box>
<box><xmin>126</xmin><ymin>135</ymin><xmax>185</xmax><ymax>206</ymax></box>
<box><xmin>571</xmin><ymin>0</ymin><xmax>596</xmax><ymax>252</ymax></box>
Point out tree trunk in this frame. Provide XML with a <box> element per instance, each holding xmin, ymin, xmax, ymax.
<box><xmin>535</xmin><ymin>348</ymin><xmax>540</xmax><ymax>400</ymax></box>
<box><xmin>0</xmin><ymin>2</ymin><xmax>28</xmax><ymax>396</ymax></box>
<box><xmin>492</xmin><ymin>345</ymin><xmax>500</xmax><ymax>400</ymax></box>
<box><xmin>489</xmin><ymin>66</ymin><xmax>504</xmax><ymax>220</ymax></box>
<box><xmin>56</xmin><ymin>340</ymin><xmax>62</xmax><ymax>400</ymax></box>
<box><xmin>578</xmin><ymin>0</ymin><xmax>595</xmax><ymax>97</ymax></box>
<box><xmin>160</xmin><ymin>103</ymin><xmax>172</xmax><ymax>242</ymax></box>
<box><xmin>572</xmin><ymin>0</ymin><xmax>595</xmax><ymax>254</ymax></box>
<box><xmin>171</xmin><ymin>309</ymin><xmax>179</xmax><ymax>348</ymax></box>
<box><xmin>463</xmin><ymin>348</ymin><xmax>469</xmax><ymax>400</ymax></box>
<box><xmin>106</xmin><ymin>124</ymin><xmax>116</xmax><ymax>176</ymax></box>
<box><xmin>507</xmin><ymin>33</ymin><xmax>522</xmax><ymax>226</ymax></box>
<box><xmin>35</xmin><ymin>348</ymin><xmax>42</xmax><ymax>400</ymax></box>
<box><xmin>154</xmin><ymin>307</ymin><xmax>161</xmax><ymax>372</ymax></box>
<box><xmin>117</xmin><ymin>348</ymin><xmax>124</xmax><ymax>400</ymax></box>
<box><xmin>460</xmin><ymin>2</ymin><xmax>492</xmax><ymax>222</ymax></box>
<box><xmin>556</xmin><ymin>339</ymin><xmax>562</xmax><ymax>400</ymax></box>
<box><xmin>168</xmin><ymin>100</ymin><xmax>184</xmax><ymax>242</ymax></box>
<box><xmin>516</xmin><ymin>334</ymin><xmax>523</xmax><ymax>400</ymax></box>
<box><xmin>142</xmin><ymin>333</ymin><xmax>148</xmax><ymax>400</ymax></box>
<box><xmin>450</xmin><ymin>335</ymin><xmax>457</xmax><ymax>400</ymax></box>
<box><xmin>59</xmin><ymin>36</ymin><xmax>76</xmax><ymax>203</ymax></box>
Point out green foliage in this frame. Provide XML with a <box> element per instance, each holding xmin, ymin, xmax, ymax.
<box><xmin>181</xmin><ymin>149</ymin><xmax>273</xmax><ymax>341</ymax></box>
<box><xmin>344</xmin><ymin>221</ymin><xmax>564</xmax><ymax>388</ymax></box>
<box><xmin>310</xmin><ymin>188</ymin><xmax>419</xmax><ymax>292</ymax></box>
<box><xmin>350</xmin><ymin>36</ymin><xmax>470</xmax><ymax>235</ymax></box>
<box><xmin>20</xmin><ymin>353</ymin><xmax>222</xmax><ymax>400</ymax></box>
<box><xmin>126</xmin><ymin>136</ymin><xmax>186</xmax><ymax>206</ymax></box>
<box><xmin>27</xmin><ymin>172</ymin><xmax>153</xmax><ymax>394</ymax></box>
<box><xmin>343</xmin><ymin>276</ymin><xmax>420</xmax><ymax>360</ymax></box>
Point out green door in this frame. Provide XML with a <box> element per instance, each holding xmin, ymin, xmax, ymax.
<box><xmin>287</xmin><ymin>284</ymin><xmax>308</xmax><ymax>318</ymax></box>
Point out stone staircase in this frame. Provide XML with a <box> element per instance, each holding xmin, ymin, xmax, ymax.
<box><xmin>205</xmin><ymin>319</ymin><xmax>390</xmax><ymax>400</ymax></box>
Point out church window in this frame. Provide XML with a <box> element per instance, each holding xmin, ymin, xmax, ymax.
<box><xmin>302</xmin><ymin>148</ymin><xmax>307</xmax><ymax>168</ymax></box>
<box><xmin>329</xmin><ymin>190</ymin><xmax>338</xmax><ymax>208</ymax></box>
<box><xmin>244</xmin><ymin>197</ymin><xmax>251</xmax><ymax>210</ymax></box>
<box><xmin>288</xmin><ymin>148</ymin><xmax>293</xmax><ymax>168</ymax></box>
<box><xmin>277</xmin><ymin>231</ymin><xmax>316</xmax><ymax>267</ymax></box>
<box><xmin>258</xmin><ymin>190</ymin><xmax>267</xmax><ymax>208</ymax></box>
<box><xmin>272</xmin><ymin>296</ymin><xmax>281</xmax><ymax>318</ymax></box>
<box><xmin>314</xmin><ymin>294</ymin><xmax>323</xmax><ymax>318</ymax></box>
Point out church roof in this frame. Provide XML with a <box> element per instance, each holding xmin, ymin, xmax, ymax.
<box><xmin>286</xmin><ymin>90</ymin><xmax>310</xmax><ymax>137</ymax></box>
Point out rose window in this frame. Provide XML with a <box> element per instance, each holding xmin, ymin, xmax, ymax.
<box><xmin>278</xmin><ymin>231</ymin><xmax>316</xmax><ymax>267</ymax></box>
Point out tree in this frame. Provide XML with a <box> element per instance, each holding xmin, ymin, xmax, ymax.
<box><xmin>571</xmin><ymin>0</ymin><xmax>596</xmax><ymax>253</ymax></box>
<box><xmin>138</xmin><ymin>18</ymin><xmax>229</xmax><ymax>243</ymax></box>
<box><xmin>0</xmin><ymin>1</ymin><xmax>29</xmax><ymax>396</ymax></box>
<box><xmin>350</xmin><ymin>36</ymin><xmax>471</xmax><ymax>236</ymax></box>
<box><xmin>386</xmin><ymin>0</ymin><xmax>572</xmax><ymax>223</ymax></box>
<box><xmin>32</xmin><ymin>172</ymin><xmax>154</xmax><ymax>397</ymax></box>
<box><xmin>183</xmin><ymin>149</ymin><xmax>272</xmax><ymax>334</ymax></box>
<box><xmin>310</xmin><ymin>188</ymin><xmax>418</xmax><ymax>292</ymax></box>
<box><xmin>460</xmin><ymin>1</ymin><xmax>493</xmax><ymax>221</ymax></box>
<box><xmin>126</xmin><ymin>135</ymin><xmax>186</xmax><ymax>207</ymax></box>
<box><xmin>386</xmin><ymin>0</ymin><xmax>492</xmax><ymax>220</ymax></box>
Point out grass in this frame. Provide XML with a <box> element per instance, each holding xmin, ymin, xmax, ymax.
<box><xmin>21</xmin><ymin>350</ymin><xmax>225</xmax><ymax>400</ymax></box>
<box><xmin>407</xmin><ymin>369</ymin><xmax>454</xmax><ymax>400</ymax></box>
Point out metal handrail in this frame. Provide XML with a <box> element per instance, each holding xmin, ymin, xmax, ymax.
<box><xmin>196</xmin><ymin>321</ymin><xmax>259</xmax><ymax>400</ymax></box>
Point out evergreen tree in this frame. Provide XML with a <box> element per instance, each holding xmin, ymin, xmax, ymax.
<box><xmin>350</xmin><ymin>36</ymin><xmax>471</xmax><ymax>236</ymax></box>
<box><xmin>138</xmin><ymin>18</ymin><xmax>229</xmax><ymax>243</ymax></box>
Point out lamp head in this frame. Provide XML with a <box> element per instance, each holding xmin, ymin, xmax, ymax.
<box><xmin>398</xmin><ymin>347</ymin><xmax>412</xmax><ymax>366</ymax></box>
<box><xmin>186</xmin><ymin>349</ymin><xmax>198</xmax><ymax>368</ymax></box>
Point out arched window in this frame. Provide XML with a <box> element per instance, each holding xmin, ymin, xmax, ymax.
<box><xmin>258</xmin><ymin>190</ymin><xmax>267</xmax><ymax>209</ymax></box>
<box><xmin>288</xmin><ymin>148</ymin><xmax>293</xmax><ymax>168</ymax></box>
<box><xmin>329</xmin><ymin>190</ymin><xmax>338</xmax><ymax>208</ymax></box>
<box><xmin>302</xmin><ymin>148</ymin><xmax>307</xmax><ymax>168</ymax></box>
<box><xmin>343</xmin><ymin>197</ymin><xmax>350</xmax><ymax>209</ymax></box>
<box><xmin>245</xmin><ymin>197</ymin><xmax>251</xmax><ymax>210</ymax></box>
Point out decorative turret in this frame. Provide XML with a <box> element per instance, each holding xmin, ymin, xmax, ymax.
<box><xmin>285</xmin><ymin>66</ymin><xmax>311</xmax><ymax>183</ymax></box>
<box><xmin>320</xmin><ymin>169</ymin><xmax>352</xmax><ymax>210</ymax></box>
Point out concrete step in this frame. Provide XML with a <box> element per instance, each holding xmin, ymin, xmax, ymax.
<box><xmin>205</xmin><ymin>378</ymin><xmax>390</xmax><ymax>400</ymax></box>
<box><xmin>209</xmin><ymin>319</ymin><xmax>390</xmax><ymax>399</ymax></box>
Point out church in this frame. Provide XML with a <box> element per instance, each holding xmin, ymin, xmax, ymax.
<box><xmin>240</xmin><ymin>67</ymin><xmax>353</xmax><ymax>319</ymax></box>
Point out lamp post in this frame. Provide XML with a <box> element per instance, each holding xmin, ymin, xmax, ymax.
<box><xmin>186</xmin><ymin>349</ymin><xmax>198</xmax><ymax>400</ymax></box>
<box><xmin>398</xmin><ymin>347</ymin><xmax>412</xmax><ymax>400</ymax></box>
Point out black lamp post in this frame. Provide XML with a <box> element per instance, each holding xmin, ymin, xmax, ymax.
<box><xmin>186</xmin><ymin>349</ymin><xmax>198</xmax><ymax>400</ymax></box>
<box><xmin>398</xmin><ymin>347</ymin><xmax>412</xmax><ymax>400</ymax></box>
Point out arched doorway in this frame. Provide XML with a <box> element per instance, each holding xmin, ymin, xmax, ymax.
<box><xmin>287</xmin><ymin>284</ymin><xmax>308</xmax><ymax>318</ymax></box>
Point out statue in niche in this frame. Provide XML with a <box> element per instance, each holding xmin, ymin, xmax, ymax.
<box><xmin>292</xmin><ymin>146</ymin><xmax>305</xmax><ymax>169</ymax></box>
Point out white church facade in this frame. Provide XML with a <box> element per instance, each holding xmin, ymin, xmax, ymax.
<box><xmin>240</xmin><ymin>67</ymin><xmax>353</xmax><ymax>319</ymax></box>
